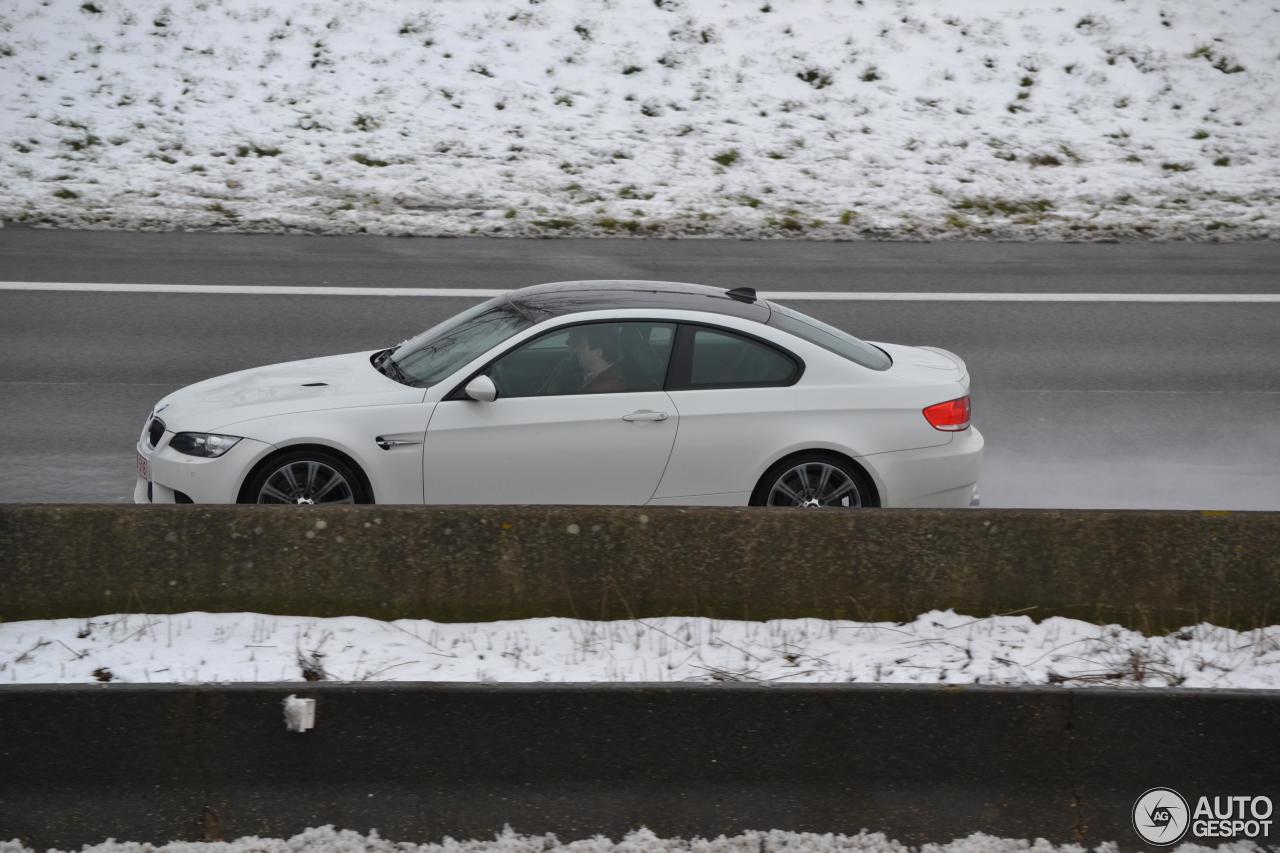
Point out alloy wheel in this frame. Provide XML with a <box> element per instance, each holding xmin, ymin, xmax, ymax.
<box><xmin>766</xmin><ymin>461</ymin><xmax>862</xmax><ymax>508</ymax></box>
<box><xmin>256</xmin><ymin>460</ymin><xmax>355</xmax><ymax>504</ymax></box>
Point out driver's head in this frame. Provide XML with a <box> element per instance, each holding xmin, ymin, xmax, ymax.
<box><xmin>568</xmin><ymin>326</ymin><xmax>617</xmax><ymax>370</ymax></box>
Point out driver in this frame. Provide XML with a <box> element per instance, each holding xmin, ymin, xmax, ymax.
<box><xmin>542</xmin><ymin>326</ymin><xmax>627</xmax><ymax>394</ymax></box>
<box><xmin>568</xmin><ymin>326</ymin><xmax>627</xmax><ymax>392</ymax></box>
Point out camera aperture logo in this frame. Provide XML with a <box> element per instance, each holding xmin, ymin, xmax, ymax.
<box><xmin>1134</xmin><ymin>789</ymin><xmax>1275</xmax><ymax>846</ymax></box>
<box><xmin>1134</xmin><ymin>788</ymin><xmax>1190</xmax><ymax>845</ymax></box>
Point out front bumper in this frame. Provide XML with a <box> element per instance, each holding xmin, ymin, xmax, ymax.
<box><xmin>863</xmin><ymin>426</ymin><xmax>984</xmax><ymax>508</ymax></box>
<box><xmin>134</xmin><ymin>434</ymin><xmax>272</xmax><ymax>504</ymax></box>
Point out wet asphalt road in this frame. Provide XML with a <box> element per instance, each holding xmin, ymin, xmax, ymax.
<box><xmin>2</xmin><ymin>227</ymin><xmax>1278</xmax><ymax>508</ymax></box>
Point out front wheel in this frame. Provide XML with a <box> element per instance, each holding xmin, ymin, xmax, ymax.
<box><xmin>241</xmin><ymin>450</ymin><xmax>370</xmax><ymax>505</ymax></box>
<box><xmin>750</xmin><ymin>453</ymin><xmax>878</xmax><ymax>509</ymax></box>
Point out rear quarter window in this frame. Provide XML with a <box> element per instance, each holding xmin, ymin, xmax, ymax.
<box><xmin>767</xmin><ymin>303</ymin><xmax>892</xmax><ymax>371</ymax></box>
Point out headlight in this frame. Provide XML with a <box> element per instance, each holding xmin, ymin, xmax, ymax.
<box><xmin>169</xmin><ymin>432</ymin><xmax>242</xmax><ymax>458</ymax></box>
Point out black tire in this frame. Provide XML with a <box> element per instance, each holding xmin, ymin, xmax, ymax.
<box><xmin>240</xmin><ymin>449</ymin><xmax>372</xmax><ymax>505</ymax></box>
<box><xmin>750</xmin><ymin>452</ymin><xmax>879</xmax><ymax>508</ymax></box>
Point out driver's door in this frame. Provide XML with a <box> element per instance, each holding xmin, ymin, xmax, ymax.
<box><xmin>422</xmin><ymin>321</ymin><xmax>679</xmax><ymax>505</ymax></box>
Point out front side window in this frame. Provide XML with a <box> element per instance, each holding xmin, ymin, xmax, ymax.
<box><xmin>674</xmin><ymin>326</ymin><xmax>799</xmax><ymax>389</ymax></box>
<box><xmin>390</xmin><ymin>297</ymin><xmax>536</xmax><ymax>386</ymax></box>
<box><xmin>488</xmin><ymin>321</ymin><xmax>676</xmax><ymax>398</ymax></box>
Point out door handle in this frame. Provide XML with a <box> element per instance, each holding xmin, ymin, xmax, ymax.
<box><xmin>621</xmin><ymin>410</ymin><xmax>669</xmax><ymax>422</ymax></box>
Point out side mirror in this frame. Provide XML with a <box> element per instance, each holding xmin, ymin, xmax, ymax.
<box><xmin>463</xmin><ymin>374</ymin><xmax>498</xmax><ymax>402</ymax></box>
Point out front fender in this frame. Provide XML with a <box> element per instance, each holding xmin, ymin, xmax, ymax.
<box><xmin>223</xmin><ymin>403</ymin><xmax>435</xmax><ymax>504</ymax></box>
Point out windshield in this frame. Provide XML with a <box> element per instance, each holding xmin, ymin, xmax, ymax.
<box><xmin>389</xmin><ymin>297</ymin><xmax>535</xmax><ymax>386</ymax></box>
<box><xmin>766</xmin><ymin>302</ymin><xmax>892</xmax><ymax>371</ymax></box>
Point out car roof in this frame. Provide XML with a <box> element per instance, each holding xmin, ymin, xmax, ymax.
<box><xmin>506</xmin><ymin>280</ymin><xmax>772</xmax><ymax>324</ymax></box>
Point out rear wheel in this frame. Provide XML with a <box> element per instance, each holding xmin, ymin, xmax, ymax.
<box><xmin>242</xmin><ymin>450</ymin><xmax>370</xmax><ymax>505</ymax></box>
<box><xmin>750</xmin><ymin>453</ymin><xmax>878</xmax><ymax>509</ymax></box>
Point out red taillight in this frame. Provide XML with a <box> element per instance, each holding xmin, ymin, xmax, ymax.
<box><xmin>923</xmin><ymin>396</ymin><xmax>971</xmax><ymax>431</ymax></box>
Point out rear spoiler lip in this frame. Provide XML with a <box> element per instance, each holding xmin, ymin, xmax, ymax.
<box><xmin>914</xmin><ymin>345</ymin><xmax>969</xmax><ymax>383</ymax></box>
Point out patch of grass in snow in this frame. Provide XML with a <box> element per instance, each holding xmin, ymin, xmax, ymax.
<box><xmin>1192</xmin><ymin>129</ymin><xmax>1210</xmax><ymax>140</ymax></box>
<box><xmin>62</xmin><ymin>135</ymin><xmax>102</xmax><ymax>152</ymax></box>
<box><xmin>1189</xmin><ymin>45</ymin><xmax>1245</xmax><ymax>74</ymax></box>
<box><xmin>1057</xmin><ymin>144</ymin><xmax>1083</xmax><ymax>164</ymax></box>
<box><xmin>797</xmin><ymin>68</ymin><xmax>833</xmax><ymax>89</ymax></box>
<box><xmin>398</xmin><ymin>15</ymin><xmax>433</xmax><ymax>37</ymax></box>
<box><xmin>352</xmin><ymin>153</ymin><xmax>390</xmax><ymax>167</ymax></box>
<box><xmin>839</xmin><ymin>210</ymin><xmax>857</xmax><ymax>225</ymax></box>
<box><xmin>766</xmin><ymin>216</ymin><xmax>805</xmax><ymax>232</ymax></box>
<box><xmin>711</xmin><ymin>148</ymin><xmax>741</xmax><ymax>167</ymax></box>
<box><xmin>1214</xmin><ymin>156</ymin><xmax>1231</xmax><ymax>167</ymax></box>
<box><xmin>954</xmin><ymin>196</ymin><xmax>1054</xmax><ymax>216</ymax></box>
<box><xmin>205</xmin><ymin>203</ymin><xmax>239</xmax><ymax>221</ymax></box>
<box><xmin>1027</xmin><ymin>153</ymin><xmax>1062</xmax><ymax>167</ymax></box>
<box><xmin>532</xmin><ymin>218</ymin><xmax>577</xmax><ymax>230</ymax></box>
<box><xmin>352</xmin><ymin>114</ymin><xmax>380</xmax><ymax>132</ymax></box>
<box><xmin>52</xmin><ymin>188</ymin><xmax>79</xmax><ymax>199</ymax></box>
<box><xmin>237</xmin><ymin>144</ymin><xmax>281</xmax><ymax>158</ymax></box>
<box><xmin>860</xmin><ymin>67</ymin><xmax>880</xmax><ymax>82</ymax></box>
<box><xmin>596</xmin><ymin>218</ymin><xmax>644</xmax><ymax>233</ymax></box>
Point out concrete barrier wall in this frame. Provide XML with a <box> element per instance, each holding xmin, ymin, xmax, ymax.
<box><xmin>2</xmin><ymin>505</ymin><xmax>1278</xmax><ymax>631</ymax></box>
<box><xmin>0</xmin><ymin>683</ymin><xmax>1276</xmax><ymax>850</ymax></box>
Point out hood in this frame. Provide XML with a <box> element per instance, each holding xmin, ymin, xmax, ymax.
<box><xmin>153</xmin><ymin>351</ymin><xmax>425</xmax><ymax>432</ymax></box>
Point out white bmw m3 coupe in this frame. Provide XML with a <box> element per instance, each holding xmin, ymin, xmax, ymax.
<box><xmin>135</xmin><ymin>280</ymin><xmax>982</xmax><ymax>508</ymax></box>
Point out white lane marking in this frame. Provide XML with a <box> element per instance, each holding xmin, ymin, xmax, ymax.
<box><xmin>0</xmin><ymin>282</ymin><xmax>502</xmax><ymax>297</ymax></box>
<box><xmin>0</xmin><ymin>380</ymin><xmax>178</xmax><ymax>386</ymax></box>
<box><xmin>996</xmin><ymin>388</ymin><xmax>1280</xmax><ymax>395</ymax></box>
<box><xmin>1</xmin><ymin>281</ymin><xmax>1278</xmax><ymax>302</ymax></box>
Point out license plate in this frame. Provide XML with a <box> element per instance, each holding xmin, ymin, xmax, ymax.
<box><xmin>137</xmin><ymin>452</ymin><xmax>150</xmax><ymax>482</ymax></box>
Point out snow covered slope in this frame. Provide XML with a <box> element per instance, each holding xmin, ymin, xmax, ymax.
<box><xmin>1</xmin><ymin>826</ymin><xmax>1270</xmax><ymax>853</ymax></box>
<box><xmin>1</xmin><ymin>0</ymin><xmax>1277</xmax><ymax>239</ymax></box>
<box><xmin>3</xmin><ymin>610</ymin><xmax>1277</xmax><ymax>688</ymax></box>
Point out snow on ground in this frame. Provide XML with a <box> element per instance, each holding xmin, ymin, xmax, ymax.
<box><xmin>0</xmin><ymin>825</ymin><xmax>1270</xmax><ymax>853</ymax></box>
<box><xmin>1</xmin><ymin>0</ymin><xmax>1277</xmax><ymax>240</ymax></box>
<box><xmin>2</xmin><ymin>609</ymin><xmax>1277</xmax><ymax>687</ymax></box>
